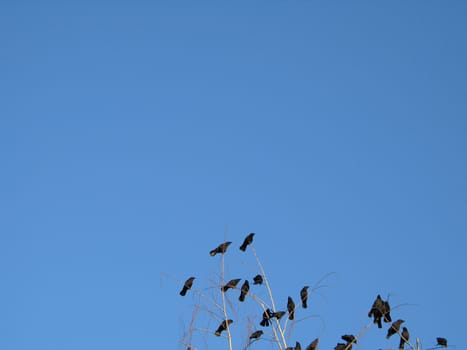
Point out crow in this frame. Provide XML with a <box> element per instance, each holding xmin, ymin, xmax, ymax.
<box><xmin>215</xmin><ymin>319</ymin><xmax>233</xmax><ymax>336</ymax></box>
<box><xmin>272</xmin><ymin>311</ymin><xmax>286</xmax><ymax>320</ymax></box>
<box><xmin>180</xmin><ymin>277</ymin><xmax>195</xmax><ymax>296</ymax></box>
<box><xmin>436</xmin><ymin>337</ymin><xmax>448</xmax><ymax>347</ymax></box>
<box><xmin>210</xmin><ymin>241</ymin><xmax>232</xmax><ymax>256</ymax></box>
<box><xmin>249</xmin><ymin>330</ymin><xmax>263</xmax><ymax>340</ymax></box>
<box><xmin>341</xmin><ymin>334</ymin><xmax>357</xmax><ymax>344</ymax></box>
<box><xmin>306</xmin><ymin>338</ymin><xmax>319</xmax><ymax>350</ymax></box>
<box><xmin>301</xmin><ymin>286</ymin><xmax>309</xmax><ymax>308</ymax></box>
<box><xmin>239</xmin><ymin>280</ymin><xmax>250</xmax><ymax>302</ymax></box>
<box><xmin>368</xmin><ymin>294</ymin><xmax>384</xmax><ymax>328</ymax></box>
<box><xmin>253</xmin><ymin>274</ymin><xmax>263</xmax><ymax>285</ymax></box>
<box><xmin>287</xmin><ymin>296</ymin><xmax>296</xmax><ymax>320</ymax></box>
<box><xmin>260</xmin><ymin>308</ymin><xmax>273</xmax><ymax>327</ymax></box>
<box><xmin>399</xmin><ymin>327</ymin><xmax>410</xmax><ymax>350</ymax></box>
<box><xmin>382</xmin><ymin>300</ymin><xmax>392</xmax><ymax>323</ymax></box>
<box><xmin>387</xmin><ymin>319</ymin><xmax>405</xmax><ymax>339</ymax></box>
<box><xmin>221</xmin><ymin>278</ymin><xmax>241</xmax><ymax>292</ymax></box>
<box><xmin>285</xmin><ymin>343</ymin><xmax>301</xmax><ymax>350</ymax></box>
<box><xmin>240</xmin><ymin>233</ymin><xmax>255</xmax><ymax>251</ymax></box>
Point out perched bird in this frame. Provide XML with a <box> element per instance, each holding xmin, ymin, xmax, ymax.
<box><xmin>272</xmin><ymin>311</ymin><xmax>286</xmax><ymax>320</ymax></box>
<box><xmin>253</xmin><ymin>274</ymin><xmax>263</xmax><ymax>285</ymax></box>
<box><xmin>215</xmin><ymin>319</ymin><xmax>233</xmax><ymax>336</ymax></box>
<box><xmin>240</xmin><ymin>233</ymin><xmax>255</xmax><ymax>251</ymax></box>
<box><xmin>210</xmin><ymin>241</ymin><xmax>232</xmax><ymax>256</ymax></box>
<box><xmin>334</xmin><ymin>343</ymin><xmax>346</xmax><ymax>350</ymax></box>
<box><xmin>239</xmin><ymin>280</ymin><xmax>250</xmax><ymax>302</ymax></box>
<box><xmin>301</xmin><ymin>286</ymin><xmax>309</xmax><ymax>308</ymax></box>
<box><xmin>399</xmin><ymin>327</ymin><xmax>410</xmax><ymax>350</ymax></box>
<box><xmin>387</xmin><ymin>319</ymin><xmax>405</xmax><ymax>339</ymax></box>
<box><xmin>382</xmin><ymin>300</ymin><xmax>392</xmax><ymax>323</ymax></box>
<box><xmin>436</xmin><ymin>337</ymin><xmax>448</xmax><ymax>347</ymax></box>
<box><xmin>287</xmin><ymin>296</ymin><xmax>296</xmax><ymax>320</ymax></box>
<box><xmin>260</xmin><ymin>308</ymin><xmax>273</xmax><ymax>327</ymax></box>
<box><xmin>306</xmin><ymin>338</ymin><xmax>319</xmax><ymax>350</ymax></box>
<box><xmin>341</xmin><ymin>334</ymin><xmax>357</xmax><ymax>344</ymax></box>
<box><xmin>249</xmin><ymin>330</ymin><xmax>263</xmax><ymax>340</ymax></box>
<box><xmin>221</xmin><ymin>278</ymin><xmax>241</xmax><ymax>292</ymax></box>
<box><xmin>368</xmin><ymin>294</ymin><xmax>384</xmax><ymax>328</ymax></box>
<box><xmin>285</xmin><ymin>343</ymin><xmax>301</xmax><ymax>350</ymax></box>
<box><xmin>180</xmin><ymin>277</ymin><xmax>195</xmax><ymax>296</ymax></box>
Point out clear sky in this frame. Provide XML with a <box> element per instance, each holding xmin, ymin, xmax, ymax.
<box><xmin>2</xmin><ymin>1</ymin><xmax>466</xmax><ymax>350</ymax></box>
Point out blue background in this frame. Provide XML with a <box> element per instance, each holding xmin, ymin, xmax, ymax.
<box><xmin>1</xmin><ymin>1</ymin><xmax>466</xmax><ymax>350</ymax></box>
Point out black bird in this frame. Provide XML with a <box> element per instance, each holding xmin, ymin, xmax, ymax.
<box><xmin>249</xmin><ymin>330</ymin><xmax>263</xmax><ymax>340</ymax></box>
<box><xmin>387</xmin><ymin>319</ymin><xmax>405</xmax><ymax>339</ymax></box>
<box><xmin>253</xmin><ymin>274</ymin><xmax>263</xmax><ymax>285</ymax></box>
<box><xmin>334</xmin><ymin>343</ymin><xmax>346</xmax><ymax>350</ymax></box>
<box><xmin>306</xmin><ymin>338</ymin><xmax>319</xmax><ymax>350</ymax></box>
<box><xmin>260</xmin><ymin>308</ymin><xmax>273</xmax><ymax>327</ymax></box>
<box><xmin>180</xmin><ymin>277</ymin><xmax>195</xmax><ymax>296</ymax></box>
<box><xmin>272</xmin><ymin>311</ymin><xmax>286</xmax><ymax>320</ymax></box>
<box><xmin>285</xmin><ymin>343</ymin><xmax>301</xmax><ymax>350</ymax></box>
<box><xmin>240</xmin><ymin>233</ymin><xmax>255</xmax><ymax>251</ymax></box>
<box><xmin>215</xmin><ymin>319</ymin><xmax>233</xmax><ymax>336</ymax></box>
<box><xmin>301</xmin><ymin>286</ymin><xmax>309</xmax><ymax>308</ymax></box>
<box><xmin>382</xmin><ymin>300</ymin><xmax>392</xmax><ymax>323</ymax></box>
<box><xmin>221</xmin><ymin>278</ymin><xmax>241</xmax><ymax>292</ymax></box>
<box><xmin>399</xmin><ymin>327</ymin><xmax>410</xmax><ymax>350</ymax></box>
<box><xmin>436</xmin><ymin>337</ymin><xmax>448</xmax><ymax>347</ymax></box>
<box><xmin>368</xmin><ymin>294</ymin><xmax>384</xmax><ymax>328</ymax></box>
<box><xmin>239</xmin><ymin>280</ymin><xmax>250</xmax><ymax>301</ymax></box>
<box><xmin>210</xmin><ymin>241</ymin><xmax>232</xmax><ymax>256</ymax></box>
<box><xmin>341</xmin><ymin>335</ymin><xmax>357</xmax><ymax>344</ymax></box>
<box><xmin>287</xmin><ymin>296</ymin><xmax>296</xmax><ymax>320</ymax></box>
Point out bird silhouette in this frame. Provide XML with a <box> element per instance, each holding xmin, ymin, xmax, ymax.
<box><xmin>215</xmin><ymin>319</ymin><xmax>233</xmax><ymax>336</ymax></box>
<box><xmin>382</xmin><ymin>300</ymin><xmax>392</xmax><ymax>323</ymax></box>
<box><xmin>436</xmin><ymin>337</ymin><xmax>448</xmax><ymax>347</ymax></box>
<box><xmin>210</xmin><ymin>241</ymin><xmax>232</xmax><ymax>256</ymax></box>
<box><xmin>180</xmin><ymin>277</ymin><xmax>195</xmax><ymax>296</ymax></box>
<box><xmin>272</xmin><ymin>311</ymin><xmax>286</xmax><ymax>320</ymax></box>
<box><xmin>399</xmin><ymin>327</ymin><xmax>410</xmax><ymax>350</ymax></box>
<box><xmin>260</xmin><ymin>308</ymin><xmax>273</xmax><ymax>327</ymax></box>
<box><xmin>239</xmin><ymin>280</ymin><xmax>250</xmax><ymax>301</ymax></box>
<box><xmin>341</xmin><ymin>334</ymin><xmax>357</xmax><ymax>344</ymax></box>
<box><xmin>306</xmin><ymin>338</ymin><xmax>319</xmax><ymax>350</ymax></box>
<box><xmin>334</xmin><ymin>343</ymin><xmax>346</xmax><ymax>350</ymax></box>
<box><xmin>301</xmin><ymin>286</ymin><xmax>309</xmax><ymax>308</ymax></box>
<box><xmin>387</xmin><ymin>319</ymin><xmax>405</xmax><ymax>339</ymax></box>
<box><xmin>249</xmin><ymin>330</ymin><xmax>263</xmax><ymax>340</ymax></box>
<box><xmin>287</xmin><ymin>296</ymin><xmax>296</xmax><ymax>320</ymax></box>
<box><xmin>221</xmin><ymin>278</ymin><xmax>241</xmax><ymax>292</ymax></box>
<box><xmin>368</xmin><ymin>294</ymin><xmax>384</xmax><ymax>328</ymax></box>
<box><xmin>240</xmin><ymin>233</ymin><xmax>255</xmax><ymax>251</ymax></box>
<box><xmin>253</xmin><ymin>274</ymin><xmax>263</xmax><ymax>285</ymax></box>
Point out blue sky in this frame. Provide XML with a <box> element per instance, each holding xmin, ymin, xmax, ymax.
<box><xmin>1</xmin><ymin>1</ymin><xmax>466</xmax><ymax>350</ymax></box>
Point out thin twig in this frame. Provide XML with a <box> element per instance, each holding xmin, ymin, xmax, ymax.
<box><xmin>251</xmin><ymin>246</ymin><xmax>287</xmax><ymax>350</ymax></box>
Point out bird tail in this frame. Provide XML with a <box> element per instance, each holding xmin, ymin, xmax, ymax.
<box><xmin>239</xmin><ymin>293</ymin><xmax>245</xmax><ymax>302</ymax></box>
<box><xmin>239</xmin><ymin>244</ymin><xmax>247</xmax><ymax>251</ymax></box>
<box><xmin>180</xmin><ymin>288</ymin><xmax>187</xmax><ymax>296</ymax></box>
<box><xmin>209</xmin><ymin>250</ymin><xmax>217</xmax><ymax>256</ymax></box>
<box><xmin>399</xmin><ymin>338</ymin><xmax>404</xmax><ymax>350</ymax></box>
<box><xmin>302</xmin><ymin>300</ymin><xmax>307</xmax><ymax>309</ymax></box>
<box><xmin>288</xmin><ymin>311</ymin><xmax>294</xmax><ymax>320</ymax></box>
<box><xmin>377</xmin><ymin>318</ymin><xmax>382</xmax><ymax>328</ymax></box>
